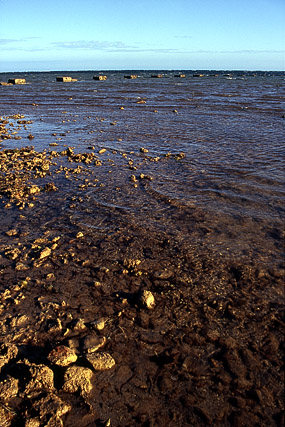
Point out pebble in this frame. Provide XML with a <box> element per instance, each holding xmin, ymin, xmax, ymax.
<box><xmin>82</xmin><ymin>335</ymin><xmax>107</xmax><ymax>353</ymax></box>
<box><xmin>39</xmin><ymin>247</ymin><xmax>51</xmax><ymax>259</ymax></box>
<box><xmin>91</xmin><ymin>318</ymin><xmax>105</xmax><ymax>331</ymax></box>
<box><xmin>139</xmin><ymin>290</ymin><xmax>155</xmax><ymax>309</ymax></box>
<box><xmin>86</xmin><ymin>352</ymin><xmax>116</xmax><ymax>370</ymax></box>
<box><xmin>47</xmin><ymin>345</ymin><xmax>77</xmax><ymax>366</ymax></box>
<box><xmin>71</xmin><ymin>318</ymin><xmax>86</xmax><ymax>331</ymax></box>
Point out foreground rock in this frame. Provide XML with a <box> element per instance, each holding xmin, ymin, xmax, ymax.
<box><xmin>47</xmin><ymin>345</ymin><xmax>77</xmax><ymax>366</ymax></box>
<box><xmin>62</xmin><ymin>366</ymin><xmax>93</xmax><ymax>394</ymax></box>
<box><xmin>86</xmin><ymin>352</ymin><xmax>116</xmax><ymax>371</ymax></box>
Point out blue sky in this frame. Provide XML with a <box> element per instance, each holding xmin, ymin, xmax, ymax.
<box><xmin>0</xmin><ymin>0</ymin><xmax>284</xmax><ymax>71</ymax></box>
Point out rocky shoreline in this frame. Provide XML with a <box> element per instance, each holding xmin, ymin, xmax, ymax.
<box><xmin>0</xmin><ymin>116</ymin><xmax>284</xmax><ymax>426</ymax></box>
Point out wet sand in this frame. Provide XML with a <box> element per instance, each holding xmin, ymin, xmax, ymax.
<box><xmin>0</xmin><ymin>113</ymin><xmax>284</xmax><ymax>426</ymax></box>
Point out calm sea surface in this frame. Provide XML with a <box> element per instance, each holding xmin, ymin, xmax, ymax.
<box><xmin>1</xmin><ymin>70</ymin><xmax>284</xmax><ymax>269</ymax></box>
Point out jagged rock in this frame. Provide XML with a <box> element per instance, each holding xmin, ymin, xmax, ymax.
<box><xmin>0</xmin><ymin>344</ymin><xmax>18</xmax><ymax>371</ymax></box>
<box><xmin>34</xmin><ymin>393</ymin><xmax>71</xmax><ymax>421</ymax></box>
<box><xmin>0</xmin><ymin>376</ymin><xmax>19</xmax><ymax>400</ymax></box>
<box><xmin>47</xmin><ymin>346</ymin><xmax>77</xmax><ymax>366</ymax></box>
<box><xmin>86</xmin><ymin>352</ymin><xmax>115</xmax><ymax>371</ymax></box>
<box><xmin>0</xmin><ymin>405</ymin><xmax>15</xmax><ymax>427</ymax></box>
<box><xmin>70</xmin><ymin>318</ymin><xmax>86</xmax><ymax>331</ymax></box>
<box><xmin>21</xmin><ymin>361</ymin><xmax>54</xmax><ymax>398</ymax></box>
<box><xmin>25</xmin><ymin>419</ymin><xmax>40</xmax><ymax>427</ymax></box>
<box><xmin>62</xmin><ymin>366</ymin><xmax>93</xmax><ymax>394</ymax></box>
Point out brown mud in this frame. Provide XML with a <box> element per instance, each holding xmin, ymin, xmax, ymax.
<box><xmin>0</xmin><ymin>116</ymin><xmax>284</xmax><ymax>426</ymax></box>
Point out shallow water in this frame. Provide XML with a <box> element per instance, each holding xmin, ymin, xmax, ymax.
<box><xmin>1</xmin><ymin>70</ymin><xmax>284</xmax><ymax>269</ymax></box>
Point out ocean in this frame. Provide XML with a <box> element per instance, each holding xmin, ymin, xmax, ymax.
<box><xmin>1</xmin><ymin>70</ymin><xmax>284</xmax><ymax>269</ymax></box>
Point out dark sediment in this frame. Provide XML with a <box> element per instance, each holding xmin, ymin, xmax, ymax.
<box><xmin>0</xmin><ymin>116</ymin><xmax>284</xmax><ymax>426</ymax></box>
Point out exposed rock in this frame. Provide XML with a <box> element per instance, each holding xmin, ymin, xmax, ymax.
<box><xmin>39</xmin><ymin>247</ymin><xmax>52</xmax><ymax>259</ymax></box>
<box><xmin>93</xmin><ymin>75</ymin><xmax>107</xmax><ymax>81</ymax></box>
<box><xmin>0</xmin><ymin>344</ymin><xmax>18</xmax><ymax>371</ymax></box>
<box><xmin>0</xmin><ymin>376</ymin><xmax>19</xmax><ymax>400</ymax></box>
<box><xmin>0</xmin><ymin>405</ymin><xmax>15</xmax><ymax>427</ymax></box>
<box><xmin>140</xmin><ymin>147</ymin><xmax>149</xmax><ymax>153</ymax></box>
<box><xmin>25</xmin><ymin>418</ymin><xmax>41</xmax><ymax>427</ymax></box>
<box><xmin>21</xmin><ymin>361</ymin><xmax>54</xmax><ymax>398</ymax></box>
<box><xmin>56</xmin><ymin>77</ymin><xmax>76</xmax><ymax>82</ymax></box>
<box><xmin>138</xmin><ymin>290</ymin><xmax>155</xmax><ymax>309</ymax></box>
<box><xmin>82</xmin><ymin>335</ymin><xmax>106</xmax><ymax>353</ymax></box>
<box><xmin>86</xmin><ymin>352</ymin><xmax>115</xmax><ymax>371</ymax></box>
<box><xmin>8</xmin><ymin>78</ymin><xmax>26</xmax><ymax>84</ymax></box>
<box><xmin>47</xmin><ymin>345</ymin><xmax>77</xmax><ymax>366</ymax></box>
<box><xmin>36</xmin><ymin>393</ymin><xmax>71</xmax><ymax>417</ymax></box>
<box><xmin>91</xmin><ymin>318</ymin><xmax>105</xmax><ymax>331</ymax></box>
<box><xmin>25</xmin><ymin>419</ymin><xmax>40</xmax><ymax>427</ymax></box>
<box><xmin>62</xmin><ymin>366</ymin><xmax>93</xmax><ymax>394</ymax></box>
<box><xmin>70</xmin><ymin>318</ymin><xmax>86</xmax><ymax>331</ymax></box>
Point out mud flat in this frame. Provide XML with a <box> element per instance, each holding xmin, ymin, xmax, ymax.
<box><xmin>0</xmin><ymin>116</ymin><xmax>284</xmax><ymax>426</ymax></box>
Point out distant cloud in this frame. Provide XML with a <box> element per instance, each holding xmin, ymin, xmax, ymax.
<box><xmin>174</xmin><ymin>35</ymin><xmax>193</xmax><ymax>39</ymax></box>
<box><xmin>51</xmin><ymin>40</ymin><xmax>180</xmax><ymax>54</ymax></box>
<box><xmin>51</xmin><ymin>40</ymin><xmax>136</xmax><ymax>50</ymax></box>
<box><xmin>0</xmin><ymin>37</ymin><xmax>42</xmax><ymax>51</ymax></box>
<box><xmin>1</xmin><ymin>37</ymin><xmax>282</xmax><ymax>57</ymax></box>
<box><xmin>0</xmin><ymin>38</ymin><xmax>21</xmax><ymax>44</ymax></box>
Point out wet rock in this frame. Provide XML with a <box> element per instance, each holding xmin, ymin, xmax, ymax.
<box><xmin>56</xmin><ymin>76</ymin><xmax>76</xmax><ymax>82</ymax></box>
<box><xmin>138</xmin><ymin>290</ymin><xmax>155</xmax><ymax>309</ymax></box>
<box><xmin>44</xmin><ymin>182</ymin><xmax>58</xmax><ymax>192</ymax></box>
<box><xmin>82</xmin><ymin>335</ymin><xmax>107</xmax><ymax>353</ymax></box>
<box><xmin>93</xmin><ymin>75</ymin><xmax>107</xmax><ymax>81</ymax></box>
<box><xmin>0</xmin><ymin>344</ymin><xmax>18</xmax><ymax>371</ymax></box>
<box><xmin>86</xmin><ymin>352</ymin><xmax>115</xmax><ymax>371</ymax></box>
<box><xmin>62</xmin><ymin>366</ymin><xmax>93</xmax><ymax>394</ymax></box>
<box><xmin>8</xmin><ymin>78</ymin><xmax>26</xmax><ymax>84</ymax></box>
<box><xmin>47</xmin><ymin>345</ymin><xmax>77</xmax><ymax>366</ymax></box>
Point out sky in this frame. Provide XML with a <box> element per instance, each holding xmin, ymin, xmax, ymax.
<box><xmin>0</xmin><ymin>0</ymin><xmax>284</xmax><ymax>72</ymax></box>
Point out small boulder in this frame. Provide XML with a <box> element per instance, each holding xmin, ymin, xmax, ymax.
<box><xmin>22</xmin><ymin>361</ymin><xmax>54</xmax><ymax>398</ymax></box>
<box><xmin>0</xmin><ymin>344</ymin><xmax>18</xmax><ymax>371</ymax></box>
<box><xmin>62</xmin><ymin>366</ymin><xmax>93</xmax><ymax>394</ymax></box>
<box><xmin>0</xmin><ymin>376</ymin><xmax>19</xmax><ymax>400</ymax></box>
<box><xmin>47</xmin><ymin>346</ymin><xmax>77</xmax><ymax>367</ymax></box>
